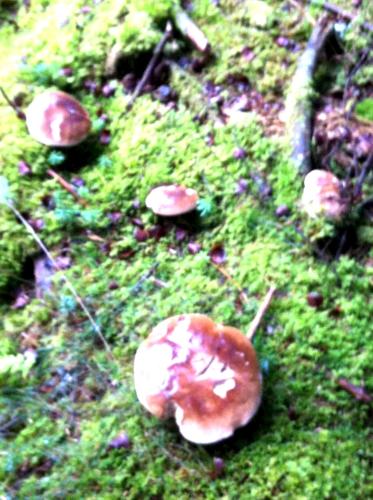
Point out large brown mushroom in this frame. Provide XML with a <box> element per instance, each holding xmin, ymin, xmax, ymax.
<box><xmin>145</xmin><ymin>185</ymin><xmax>198</xmax><ymax>216</ymax></box>
<box><xmin>301</xmin><ymin>169</ymin><xmax>348</xmax><ymax>219</ymax></box>
<box><xmin>25</xmin><ymin>90</ymin><xmax>91</xmax><ymax>147</ymax></box>
<box><xmin>134</xmin><ymin>314</ymin><xmax>263</xmax><ymax>444</ymax></box>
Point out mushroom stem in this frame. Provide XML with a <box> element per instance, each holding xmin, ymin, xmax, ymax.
<box><xmin>246</xmin><ymin>286</ymin><xmax>276</xmax><ymax>341</ymax></box>
<box><xmin>126</xmin><ymin>22</ymin><xmax>172</xmax><ymax>112</ymax></box>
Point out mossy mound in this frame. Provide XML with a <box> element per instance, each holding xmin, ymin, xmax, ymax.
<box><xmin>0</xmin><ymin>0</ymin><xmax>372</xmax><ymax>498</ymax></box>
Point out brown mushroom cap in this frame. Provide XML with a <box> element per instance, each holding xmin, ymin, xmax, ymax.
<box><xmin>145</xmin><ymin>185</ymin><xmax>198</xmax><ymax>216</ymax></box>
<box><xmin>25</xmin><ymin>90</ymin><xmax>91</xmax><ymax>147</ymax></box>
<box><xmin>134</xmin><ymin>314</ymin><xmax>262</xmax><ymax>444</ymax></box>
<box><xmin>301</xmin><ymin>169</ymin><xmax>347</xmax><ymax>219</ymax></box>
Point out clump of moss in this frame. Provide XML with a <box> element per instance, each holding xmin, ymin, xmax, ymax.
<box><xmin>355</xmin><ymin>98</ymin><xmax>373</xmax><ymax>122</ymax></box>
<box><xmin>0</xmin><ymin>0</ymin><xmax>372</xmax><ymax>497</ymax></box>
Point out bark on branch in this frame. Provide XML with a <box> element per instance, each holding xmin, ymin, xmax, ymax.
<box><xmin>174</xmin><ymin>8</ymin><xmax>210</xmax><ymax>53</ymax></box>
<box><xmin>285</xmin><ymin>16</ymin><xmax>333</xmax><ymax>174</ymax></box>
<box><xmin>322</xmin><ymin>2</ymin><xmax>373</xmax><ymax>32</ymax></box>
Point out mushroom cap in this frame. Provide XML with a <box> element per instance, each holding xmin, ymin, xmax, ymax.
<box><xmin>145</xmin><ymin>185</ymin><xmax>198</xmax><ymax>216</ymax></box>
<box><xmin>26</xmin><ymin>90</ymin><xmax>91</xmax><ymax>147</ymax></box>
<box><xmin>134</xmin><ymin>314</ymin><xmax>262</xmax><ymax>444</ymax></box>
<box><xmin>301</xmin><ymin>169</ymin><xmax>347</xmax><ymax>219</ymax></box>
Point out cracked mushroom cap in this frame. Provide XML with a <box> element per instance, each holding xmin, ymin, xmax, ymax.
<box><xmin>145</xmin><ymin>185</ymin><xmax>198</xmax><ymax>216</ymax></box>
<box><xmin>26</xmin><ymin>90</ymin><xmax>91</xmax><ymax>147</ymax></box>
<box><xmin>301</xmin><ymin>169</ymin><xmax>347</xmax><ymax>219</ymax></box>
<box><xmin>134</xmin><ymin>314</ymin><xmax>262</xmax><ymax>444</ymax></box>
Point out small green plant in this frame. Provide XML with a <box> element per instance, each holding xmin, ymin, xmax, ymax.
<box><xmin>59</xmin><ymin>295</ymin><xmax>77</xmax><ymax>315</ymax></box>
<box><xmin>196</xmin><ymin>197</ymin><xmax>214</xmax><ymax>217</ymax></box>
<box><xmin>48</xmin><ymin>151</ymin><xmax>66</xmax><ymax>166</ymax></box>
<box><xmin>355</xmin><ymin>98</ymin><xmax>373</xmax><ymax>122</ymax></box>
<box><xmin>0</xmin><ymin>352</ymin><xmax>36</xmax><ymax>381</ymax></box>
<box><xmin>19</xmin><ymin>62</ymin><xmax>63</xmax><ymax>86</ymax></box>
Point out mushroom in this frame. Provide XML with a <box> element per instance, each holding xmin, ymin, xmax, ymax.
<box><xmin>301</xmin><ymin>169</ymin><xmax>348</xmax><ymax>219</ymax></box>
<box><xmin>145</xmin><ymin>185</ymin><xmax>198</xmax><ymax>216</ymax></box>
<box><xmin>134</xmin><ymin>286</ymin><xmax>276</xmax><ymax>444</ymax></box>
<box><xmin>25</xmin><ymin>90</ymin><xmax>91</xmax><ymax>147</ymax></box>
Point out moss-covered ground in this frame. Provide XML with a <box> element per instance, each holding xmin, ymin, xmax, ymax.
<box><xmin>0</xmin><ymin>0</ymin><xmax>372</xmax><ymax>498</ymax></box>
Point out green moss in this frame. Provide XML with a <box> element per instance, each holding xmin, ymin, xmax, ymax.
<box><xmin>0</xmin><ymin>0</ymin><xmax>372</xmax><ymax>497</ymax></box>
<box><xmin>355</xmin><ymin>98</ymin><xmax>373</xmax><ymax>122</ymax></box>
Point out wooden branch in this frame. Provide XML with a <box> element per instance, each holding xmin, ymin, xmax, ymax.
<box><xmin>322</xmin><ymin>2</ymin><xmax>373</xmax><ymax>32</ymax></box>
<box><xmin>285</xmin><ymin>16</ymin><xmax>333</xmax><ymax>174</ymax></box>
<box><xmin>174</xmin><ymin>8</ymin><xmax>210</xmax><ymax>53</ymax></box>
<box><xmin>247</xmin><ymin>286</ymin><xmax>276</xmax><ymax>341</ymax></box>
<box><xmin>46</xmin><ymin>169</ymin><xmax>87</xmax><ymax>206</ymax></box>
<box><xmin>126</xmin><ymin>22</ymin><xmax>172</xmax><ymax>112</ymax></box>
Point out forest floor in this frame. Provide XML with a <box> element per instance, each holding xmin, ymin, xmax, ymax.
<box><xmin>0</xmin><ymin>1</ymin><xmax>372</xmax><ymax>498</ymax></box>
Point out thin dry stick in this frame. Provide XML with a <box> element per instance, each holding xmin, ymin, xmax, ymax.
<box><xmin>126</xmin><ymin>22</ymin><xmax>172</xmax><ymax>112</ymax></box>
<box><xmin>6</xmin><ymin>202</ymin><xmax>113</xmax><ymax>360</ymax></box>
<box><xmin>0</xmin><ymin>86</ymin><xmax>17</xmax><ymax>111</ymax></box>
<box><xmin>353</xmin><ymin>151</ymin><xmax>373</xmax><ymax>199</ymax></box>
<box><xmin>0</xmin><ymin>86</ymin><xmax>25</xmax><ymax>119</ymax></box>
<box><xmin>86</xmin><ymin>231</ymin><xmax>106</xmax><ymax>243</ymax></box>
<box><xmin>337</xmin><ymin>378</ymin><xmax>372</xmax><ymax>403</ymax></box>
<box><xmin>47</xmin><ymin>169</ymin><xmax>87</xmax><ymax>206</ymax></box>
<box><xmin>247</xmin><ymin>286</ymin><xmax>277</xmax><ymax>341</ymax></box>
<box><xmin>213</xmin><ymin>264</ymin><xmax>249</xmax><ymax>304</ymax></box>
<box><xmin>322</xmin><ymin>2</ymin><xmax>373</xmax><ymax>32</ymax></box>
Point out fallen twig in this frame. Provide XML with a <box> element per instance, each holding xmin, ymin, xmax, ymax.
<box><xmin>213</xmin><ymin>263</ymin><xmax>249</xmax><ymax>304</ymax></box>
<box><xmin>247</xmin><ymin>286</ymin><xmax>277</xmax><ymax>341</ymax></box>
<box><xmin>174</xmin><ymin>8</ymin><xmax>210</xmax><ymax>53</ymax></box>
<box><xmin>126</xmin><ymin>22</ymin><xmax>172</xmax><ymax>112</ymax></box>
<box><xmin>0</xmin><ymin>86</ymin><xmax>25</xmax><ymax>120</ymax></box>
<box><xmin>86</xmin><ymin>231</ymin><xmax>106</xmax><ymax>243</ymax></box>
<box><xmin>353</xmin><ymin>151</ymin><xmax>373</xmax><ymax>199</ymax></box>
<box><xmin>337</xmin><ymin>378</ymin><xmax>372</xmax><ymax>403</ymax></box>
<box><xmin>321</xmin><ymin>2</ymin><xmax>373</xmax><ymax>32</ymax></box>
<box><xmin>1</xmin><ymin>193</ymin><xmax>113</xmax><ymax>360</ymax></box>
<box><xmin>130</xmin><ymin>263</ymin><xmax>159</xmax><ymax>295</ymax></box>
<box><xmin>285</xmin><ymin>16</ymin><xmax>333</xmax><ymax>174</ymax></box>
<box><xmin>47</xmin><ymin>168</ymin><xmax>87</xmax><ymax>206</ymax></box>
<box><xmin>0</xmin><ymin>415</ymin><xmax>21</xmax><ymax>435</ymax></box>
<box><xmin>151</xmin><ymin>276</ymin><xmax>169</xmax><ymax>288</ymax></box>
<box><xmin>343</xmin><ymin>48</ymin><xmax>370</xmax><ymax>116</ymax></box>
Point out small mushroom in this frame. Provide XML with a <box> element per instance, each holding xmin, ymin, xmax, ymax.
<box><xmin>301</xmin><ymin>169</ymin><xmax>348</xmax><ymax>219</ymax></box>
<box><xmin>134</xmin><ymin>314</ymin><xmax>262</xmax><ymax>444</ymax></box>
<box><xmin>145</xmin><ymin>185</ymin><xmax>198</xmax><ymax>216</ymax></box>
<box><xmin>25</xmin><ymin>90</ymin><xmax>91</xmax><ymax>147</ymax></box>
